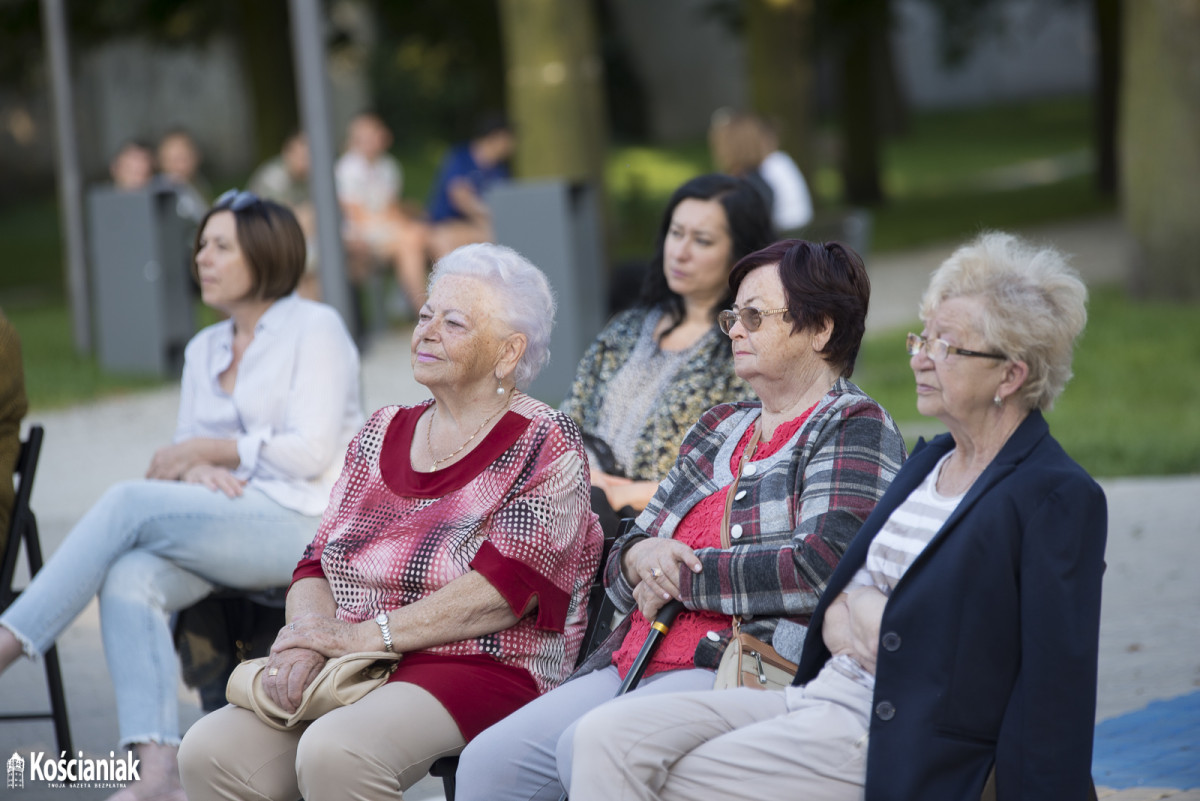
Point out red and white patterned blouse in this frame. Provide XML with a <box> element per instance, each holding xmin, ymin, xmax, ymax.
<box><xmin>292</xmin><ymin>393</ymin><xmax>603</xmax><ymax>739</ymax></box>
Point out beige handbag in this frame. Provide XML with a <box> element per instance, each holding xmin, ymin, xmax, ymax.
<box><xmin>226</xmin><ymin>651</ymin><xmax>400</xmax><ymax>731</ymax></box>
<box><xmin>711</xmin><ymin>421</ymin><xmax>797</xmax><ymax>692</ymax></box>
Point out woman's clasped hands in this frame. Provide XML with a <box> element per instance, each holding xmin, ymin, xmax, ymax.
<box><xmin>822</xmin><ymin>586</ymin><xmax>888</xmax><ymax>675</ymax></box>
<box><xmin>261</xmin><ymin>614</ymin><xmax>381</xmax><ymax>713</ymax></box>
<box><xmin>622</xmin><ymin>537</ymin><xmax>703</xmax><ymax>619</ymax></box>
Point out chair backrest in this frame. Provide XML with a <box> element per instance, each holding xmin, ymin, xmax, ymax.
<box><xmin>575</xmin><ymin>518</ymin><xmax>630</xmax><ymax>668</ymax></box>
<box><xmin>1</xmin><ymin>424</ymin><xmax>44</xmax><ymax>609</ymax></box>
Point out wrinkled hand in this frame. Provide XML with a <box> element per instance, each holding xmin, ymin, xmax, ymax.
<box><xmin>146</xmin><ymin>441</ymin><xmax>200</xmax><ymax>481</ymax></box>
<box><xmin>260</xmin><ymin>647</ymin><xmax>325</xmax><ymax>714</ymax></box>
<box><xmin>182</xmin><ymin>464</ymin><xmax>245</xmax><ymax>498</ymax></box>
<box><xmin>845</xmin><ymin>586</ymin><xmax>887</xmax><ymax>674</ymax></box>
<box><xmin>622</xmin><ymin>537</ymin><xmax>702</xmax><ymax>603</ymax></box>
<box><xmin>821</xmin><ymin>588</ymin><xmax>887</xmax><ymax>675</ymax></box>
<box><xmin>633</xmin><ymin>580</ymin><xmax>672</xmax><ymax>621</ymax></box>
<box><xmin>270</xmin><ymin>613</ymin><xmax>375</xmax><ymax>659</ymax></box>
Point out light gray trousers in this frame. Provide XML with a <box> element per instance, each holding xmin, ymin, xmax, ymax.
<box><xmin>570</xmin><ymin>663</ymin><xmax>873</xmax><ymax>801</ymax></box>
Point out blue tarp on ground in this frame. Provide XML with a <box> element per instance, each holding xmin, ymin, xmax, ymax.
<box><xmin>1092</xmin><ymin>690</ymin><xmax>1200</xmax><ymax>790</ymax></box>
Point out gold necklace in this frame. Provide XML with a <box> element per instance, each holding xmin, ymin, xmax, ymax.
<box><xmin>426</xmin><ymin>395</ymin><xmax>512</xmax><ymax>469</ymax></box>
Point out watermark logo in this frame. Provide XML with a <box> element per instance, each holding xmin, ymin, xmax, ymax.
<box><xmin>6</xmin><ymin>750</ymin><xmax>139</xmax><ymax>791</ymax></box>
<box><xmin>7</xmin><ymin>752</ymin><xmax>24</xmax><ymax>789</ymax></box>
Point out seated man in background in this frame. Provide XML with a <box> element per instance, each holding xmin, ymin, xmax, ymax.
<box><xmin>335</xmin><ymin>111</ymin><xmax>429</xmax><ymax>313</ymax></box>
<box><xmin>250</xmin><ymin>130</ymin><xmax>320</xmax><ymax>299</ymax></box>
<box><xmin>426</xmin><ymin>114</ymin><xmax>514</xmax><ymax>261</ymax></box>
<box><xmin>0</xmin><ymin>309</ymin><xmax>27</xmax><ymax>551</ymax></box>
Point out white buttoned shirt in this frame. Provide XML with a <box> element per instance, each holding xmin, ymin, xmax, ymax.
<box><xmin>174</xmin><ymin>294</ymin><xmax>364</xmax><ymax>516</ymax></box>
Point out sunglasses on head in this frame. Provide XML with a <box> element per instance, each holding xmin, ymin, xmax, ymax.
<box><xmin>214</xmin><ymin>188</ymin><xmax>262</xmax><ymax>211</ymax></box>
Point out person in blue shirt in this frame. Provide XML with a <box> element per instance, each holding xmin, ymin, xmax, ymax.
<box><xmin>427</xmin><ymin>114</ymin><xmax>515</xmax><ymax>260</ymax></box>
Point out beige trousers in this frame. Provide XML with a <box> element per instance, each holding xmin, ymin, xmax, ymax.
<box><xmin>178</xmin><ymin>682</ymin><xmax>465</xmax><ymax>801</ymax></box>
<box><xmin>569</xmin><ymin>664</ymin><xmax>872</xmax><ymax>801</ymax></box>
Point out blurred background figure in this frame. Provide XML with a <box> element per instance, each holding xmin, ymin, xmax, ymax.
<box><xmin>108</xmin><ymin>139</ymin><xmax>155</xmax><ymax>191</ymax></box>
<box><xmin>560</xmin><ymin>174</ymin><xmax>773</xmax><ymax>536</ymax></box>
<box><xmin>335</xmin><ymin>111</ymin><xmax>430</xmax><ymax>313</ymax></box>
<box><xmin>709</xmin><ymin>109</ymin><xmax>813</xmax><ymax>235</ymax></box>
<box><xmin>757</xmin><ymin>116</ymin><xmax>813</xmax><ymax>234</ymax></box>
<box><xmin>708</xmin><ymin>109</ymin><xmax>773</xmax><ymax>211</ymax></box>
<box><xmin>426</xmin><ymin>113</ymin><xmax>516</xmax><ymax>261</ymax></box>
<box><xmin>156</xmin><ymin>128</ymin><xmax>211</xmax><ymax>224</ymax></box>
<box><xmin>250</xmin><ymin>131</ymin><xmax>320</xmax><ymax>300</ymax></box>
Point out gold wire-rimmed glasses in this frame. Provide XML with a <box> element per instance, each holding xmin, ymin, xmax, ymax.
<box><xmin>906</xmin><ymin>332</ymin><xmax>1006</xmax><ymax>361</ymax></box>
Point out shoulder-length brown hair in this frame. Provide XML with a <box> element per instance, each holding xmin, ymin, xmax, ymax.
<box><xmin>191</xmin><ymin>195</ymin><xmax>305</xmax><ymax>301</ymax></box>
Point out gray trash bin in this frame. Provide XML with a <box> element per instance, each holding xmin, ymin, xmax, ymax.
<box><xmin>87</xmin><ymin>185</ymin><xmax>196</xmax><ymax>376</ymax></box>
<box><xmin>489</xmin><ymin>179</ymin><xmax>606</xmax><ymax>405</ymax></box>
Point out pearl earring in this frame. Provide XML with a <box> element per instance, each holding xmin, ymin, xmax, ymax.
<box><xmin>993</xmin><ymin>394</ymin><xmax>1003</xmax><ymax>407</ymax></box>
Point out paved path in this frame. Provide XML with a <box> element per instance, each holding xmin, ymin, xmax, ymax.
<box><xmin>2</xmin><ymin>214</ymin><xmax>1196</xmax><ymax>799</ymax></box>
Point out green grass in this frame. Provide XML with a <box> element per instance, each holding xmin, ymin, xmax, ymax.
<box><xmin>602</xmin><ymin>96</ymin><xmax>1112</xmax><ymax>260</ymax></box>
<box><xmin>6</xmin><ymin>303</ymin><xmax>167</xmax><ymax>408</ymax></box>
<box><xmin>851</xmin><ymin>286</ymin><xmax>1200</xmax><ymax>478</ymax></box>
<box><xmin>0</xmin><ymin>195</ymin><xmax>65</xmax><ymax>297</ymax></box>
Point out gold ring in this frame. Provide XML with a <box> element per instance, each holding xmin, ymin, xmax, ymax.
<box><xmin>268</xmin><ymin>668</ymin><xmax>279</xmax><ymax>677</ymax></box>
<box><xmin>650</xmin><ymin>567</ymin><xmax>662</xmax><ymax>579</ymax></box>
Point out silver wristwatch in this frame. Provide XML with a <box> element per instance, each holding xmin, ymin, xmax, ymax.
<box><xmin>374</xmin><ymin>612</ymin><xmax>394</xmax><ymax>652</ymax></box>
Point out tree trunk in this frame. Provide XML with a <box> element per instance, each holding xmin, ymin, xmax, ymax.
<box><xmin>838</xmin><ymin>0</ymin><xmax>886</xmax><ymax>206</ymax></box>
<box><xmin>233</xmin><ymin>0</ymin><xmax>299</xmax><ymax>164</ymax></box>
<box><xmin>1120</xmin><ymin>0</ymin><xmax>1200</xmax><ymax>299</ymax></box>
<box><xmin>1092</xmin><ymin>0</ymin><xmax>1120</xmax><ymax>196</ymax></box>
<box><xmin>744</xmin><ymin>0</ymin><xmax>817</xmax><ymax>181</ymax></box>
<box><xmin>497</xmin><ymin>0</ymin><xmax>608</xmax><ymax>184</ymax></box>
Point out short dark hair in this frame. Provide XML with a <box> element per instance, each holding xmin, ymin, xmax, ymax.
<box><xmin>640</xmin><ymin>174</ymin><xmax>776</xmax><ymax>336</ymax></box>
<box><xmin>191</xmin><ymin>197</ymin><xmax>305</xmax><ymax>301</ymax></box>
<box><xmin>728</xmin><ymin>239</ymin><xmax>871</xmax><ymax>377</ymax></box>
<box><xmin>472</xmin><ymin>111</ymin><xmax>512</xmax><ymax>140</ymax></box>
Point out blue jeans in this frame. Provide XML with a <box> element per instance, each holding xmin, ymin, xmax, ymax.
<box><xmin>0</xmin><ymin>480</ymin><xmax>317</xmax><ymax>746</ymax></box>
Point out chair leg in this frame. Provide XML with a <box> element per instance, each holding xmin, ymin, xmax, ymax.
<box><xmin>43</xmin><ymin>643</ymin><xmax>74</xmax><ymax>757</ymax></box>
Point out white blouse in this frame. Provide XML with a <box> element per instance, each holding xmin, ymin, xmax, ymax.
<box><xmin>174</xmin><ymin>294</ymin><xmax>364</xmax><ymax>516</ymax></box>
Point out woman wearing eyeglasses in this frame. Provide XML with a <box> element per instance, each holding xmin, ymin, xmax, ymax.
<box><xmin>571</xmin><ymin>232</ymin><xmax>1107</xmax><ymax>801</ymax></box>
<box><xmin>455</xmin><ymin>239</ymin><xmax>907</xmax><ymax>801</ymax></box>
<box><xmin>0</xmin><ymin>191</ymin><xmax>363</xmax><ymax>801</ymax></box>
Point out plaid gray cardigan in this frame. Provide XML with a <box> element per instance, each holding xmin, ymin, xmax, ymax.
<box><xmin>579</xmin><ymin>378</ymin><xmax>906</xmax><ymax>674</ymax></box>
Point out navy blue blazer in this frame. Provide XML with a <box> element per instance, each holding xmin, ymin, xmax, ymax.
<box><xmin>794</xmin><ymin>411</ymin><xmax>1107</xmax><ymax>801</ymax></box>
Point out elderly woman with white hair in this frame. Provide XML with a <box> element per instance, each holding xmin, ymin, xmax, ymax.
<box><xmin>180</xmin><ymin>243</ymin><xmax>603</xmax><ymax>801</ymax></box>
<box><xmin>571</xmin><ymin>231</ymin><xmax>1107</xmax><ymax>801</ymax></box>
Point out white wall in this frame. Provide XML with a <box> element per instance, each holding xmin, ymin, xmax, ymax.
<box><xmin>891</xmin><ymin>0</ymin><xmax>1094</xmax><ymax>108</ymax></box>
<box><xmin>610</xmin><ymin>0</ymin><xmax>748</xmax><ymax>141</ymax></box>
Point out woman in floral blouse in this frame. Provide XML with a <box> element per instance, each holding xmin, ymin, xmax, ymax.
<box><xmin>561</xmin><ymin>174</ymin><xmax>774</xmax><ymax>534</ymax></box>
<box><xmin>180</xmin><ymin>243</ymin><xmax>603</xmax><ymax>801</ymax></box>
<box><xmin>456</xmin><ymin>239</ymin><xmax>908</xmax><ymax>801</ymax></box>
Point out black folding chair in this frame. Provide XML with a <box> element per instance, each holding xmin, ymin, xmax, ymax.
<box><xmin>0</xmin><ymin>425</ymin><xmax>73</xmax><ymax>756</ymax></box>
<box><xmin>428</xmin><ymin>519</ymin><xmax>627</xmax><ymax>801</ymax></box>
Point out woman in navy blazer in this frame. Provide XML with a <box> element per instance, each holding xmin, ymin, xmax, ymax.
<box><xmin>569</xmin><ymin>231</ymin><xmax>1107</xmax><ymax>801</ymax></box>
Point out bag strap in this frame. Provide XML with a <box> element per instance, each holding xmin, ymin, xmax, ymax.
<box><xmin>721</xmin><ymin>419</ymin><xmax>762</xmax><ymax>634</ymax></box>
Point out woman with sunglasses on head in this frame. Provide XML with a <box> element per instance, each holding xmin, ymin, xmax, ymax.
<box><xmin>0</xmin><ymin>190</ymin><xmax>363</xmax><ymax>801</ymax></box>
<box><xmin>455</xmin><ymin>239</ymin><xmax>907</xmax><ymax>801</ymax></box>
<box><xmin>560</xmin><ymin>174</ymin><xmax>774</xmax><ymax>537</ymax></box>
<box><xmin>571</xmin><ymin>232</ymin><xmax>1107</xmax><ymax>801</ymax></box>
